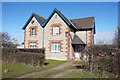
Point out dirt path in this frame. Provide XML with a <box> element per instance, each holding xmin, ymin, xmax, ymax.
<box><xmin>16</xmin><ymin>61</ymin><xmax>74</xmax><ymax>78</ymax></box>
<box><xmin>48</xmin><ymin>69</ymin><xmax>78</xmax><ymax>78</ymax></box>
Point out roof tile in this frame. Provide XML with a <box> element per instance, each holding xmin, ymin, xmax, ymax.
<box><xmin>70</xmin><ymin>17</ymin><xmax>95</xmax><ymax>29</ymax></box>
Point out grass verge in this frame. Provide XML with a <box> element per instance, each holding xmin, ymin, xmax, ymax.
<box><xmin>2</xmin><ymin>59</ymin><xmax>66</xmax><ymax>78</ymax></box>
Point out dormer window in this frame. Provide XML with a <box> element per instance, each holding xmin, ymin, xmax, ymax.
<box><xmin>53</xmin><ymin>26</ymin><xmax>59</xmax><ymax>35</ymax></box>
<box><xmin>31</xmin><ymin>28</ymin><xmax>36</xmax><ymax>36</ymax></box>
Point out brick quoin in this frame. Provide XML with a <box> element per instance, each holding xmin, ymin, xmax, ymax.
<box><xmin>88</xmin><ymin>31</ymin><xmax>93</xmax><ymax>45</ymax></box>
<box><xmin>66</xmin><ymin>26</ymin><xmax>70</xmax><ymax>61</ymax></box>
<box><xmin>24</xmin><ymin>28</ymin><xmax>26</xmax><ymax>48</ymax></box>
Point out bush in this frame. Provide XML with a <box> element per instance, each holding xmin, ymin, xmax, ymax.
<box><xmin>2</xmin><ymin>48</ymin><xmax>45</xmax><ymax>67</ymax></box>
<box><xmin>86</xmin><ymin>45</ymin><xmax>119</xmax><ymax>78</ymax></box>
<box><xmin>2</xmin><ymin>48</ymin><xmax>45</xmax><ymax>54</ymax></box>
<box><xmin>18</xmin><ymin>48</ymin><xmax>45</xmax><ymax>54</ymax></box>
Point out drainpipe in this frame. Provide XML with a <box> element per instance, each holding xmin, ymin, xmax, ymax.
<box><xmin>86</xmin><ymin>30</ymin><xmax>88</xmax><ymax>51</ymax></box>
<box><xmin>93</xmin><ymin>29</ymin><xmax>94</xmax><ymax>45</ymax></box>
<box><xmin>42</xmin><ymin>28</ymin><xmax>44</xmax><ymax>48</ymax></box>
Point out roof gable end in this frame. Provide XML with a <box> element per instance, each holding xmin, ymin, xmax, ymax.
<box><xmin>22</xmin><ymin>13</ymin><xmax>46</xmax><ymax>30</ymax></box>
<box><xmin>42</xmin><ymin>8</ymin><xmax>71</xmax><ymax>27</ymax></box>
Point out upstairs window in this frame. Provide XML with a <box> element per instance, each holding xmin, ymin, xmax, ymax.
<box><xmin>30</xmin><ymin>42</ymin><xmax>37</xmax><ymax>48</ymax></box>
<box><xmin>53</xmin><ymin>26</ymin><xmax>59</xmax><ymax>35</ymax></box>
<box><xmin>31</xmin><ymin>28</ymin><xmax>36</xmax><ymax>36</ymax></box>
<box><xmin>51</xmin><ymin>42</ymin><xmax>60</xmax><ymax>52</ymax></box>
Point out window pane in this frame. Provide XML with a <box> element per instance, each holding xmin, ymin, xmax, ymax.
<box><xmin>30</xmin><ymin>42</ymin><xmax>36</xmax><ymax>48</ymax></box>
<box><xmin>51</xmin><ymin>42</ymin><xmax>60</xmax><ymax>52</ymax></box>
<box><xmin>56</xmin><ymin>26</ymin><xmax>59</xmax><ymax>35</ymax></box>
<box><xmin>51</xmin><ymin>43</ymin><xmax>54</xmax><ymax>51</ymax></box>
<box><xmin>55</xmin><ymin>43</ymin><xmax>57</xmax><ymax>50</ymax></box>
<box><xmin>53</xmin><ymin>27</ymin><xmax>55</xmax><ymax>35</ymax></box>
<box><xmin>58</xmin><ymin>43</ymin><xmax>60</xmax><ymax>51</ymax></box>
<box><xmin>31</xmin><ymin>28</ymin><xmax>36</xmax><ymax>36</ymax></box>
<box><xmin>53</xmin><ymin>26</ymin><xmax>59</xmax><ymax>35</ymax></box>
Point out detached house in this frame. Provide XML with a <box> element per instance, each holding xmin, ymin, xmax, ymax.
<box><xmin>23</xmin><ymin>8</ymin><xmax>95</xmax><ymax>61</ymax></box>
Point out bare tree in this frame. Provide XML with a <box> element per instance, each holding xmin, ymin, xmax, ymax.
<box><xmin>1</xmin><ymin>32</ymin><xmax>18</xmax><ymax>48</ymax></box>
<box><xmin>113</xmin><ymin>29</ymin><xmax>118</xmax><ymax>48</ymax></box>
<box><xmin>118</xmin><ymin>28</ymin><xmax>120</xmax><ymax>48</ymax></box>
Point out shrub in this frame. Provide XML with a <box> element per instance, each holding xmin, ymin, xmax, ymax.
<box><xmin>18</xmin><ymin>48</ymin><xmax>45</xmax><ymax>54</ymax></box>
<box><xmin>2</xmin><ymin>48</ymin><xmax>45</xmax><ymax>67</ymax></box>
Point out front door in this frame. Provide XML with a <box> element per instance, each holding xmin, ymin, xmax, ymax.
<box><xmin>74</xmin><ymin>45</ymin><xmax>85</xmax><ymax>59</ymax></box>
<box><xmin>75</xmin><ymin>45</ymin><xmax>81</xmax><ymax>59</ymax></box>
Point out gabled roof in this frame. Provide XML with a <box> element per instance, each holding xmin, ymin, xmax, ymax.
<box><xmin>22</xmin><ymin>8</ymin><xmax>95</xmax><ymax>33</ymax></box>
<box><xmin>70</xmin><ymin>17</ymin><xmax>95</xmax><ymax>29</ymax></box>
<box><xmin>22</xmin><ymin>13</ymin><xmax>46</xmax><ymax>30</ymax></box>
<box><xmin>34</xmin><ymin>13</ymin><xmax>46</xmax><ymax>24</ymax></box>
<box><xmin>72</xmin><ymin>34</ymin><xmax>85</xmax><ymax>44</ymax></box>
<box><xmin>42</xmin><ymin>8</ymin><xmax>72</xmax><ymax>27</ymax></box>
<box><xmin>23</xmin><ymin>8</ymin><xmax>73</xmax><ymax>30</ymax></box>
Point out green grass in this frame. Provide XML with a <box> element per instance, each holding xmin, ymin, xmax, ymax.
<box><xmin>32</xmin><ymin>65</ymin><xmax>105</xmax><ymax>78</ymax></box>
<box><xmin>73</xmin><ymin>61</ymin><xmax>84</xmax><ymax>64</ymax></box>
<box><xmin>63</xmin><ymin>65</ymin><xmax>75</xmax><ymax>70</ymax></box>
<box><xmin>44</xmin><ymin>59</ymin><xmax>67</xmax><ymax>68</ymax></box>
<box><xmin>31</xmin><ymin>69</ymin><xmax>63</xmax><ymax>78</ymax></box>
<box><xmin>0</xmin><ymin>62</ymin><xmax>2</xmax><ymax>79</ymax></box>
<box><xmin>63</xmin><ymin>70</ymin><xmax>92</xmax><ymax>78</ymax></box>
<box><xmin>63</xmin><ymin>70</ymin><xmax>105</xmax><ymax>78</ymax></box>
<box><xmin>2</xmin><ymin>59</ymin><xmax>66</xmax><ymax>78</ymax></box>
<box><xmin>31</xmin><ymin>65</ymin><xmax>75</xmax><ymax>78</ymax></box>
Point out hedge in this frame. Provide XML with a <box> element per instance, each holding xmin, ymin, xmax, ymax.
<box><xmin>2</xmin><ymin>48</ymin><xmax>45</xmax><ymax>67</ymax></box>
<box><xmin>87</xmin><ymin>45</ymin><xmax>119</xmax><ymax>78</ymax></box>
<box><xmin>2</xmin><ymin>48</ymin><xmax>45</xmax><ymax>54</ymax></box>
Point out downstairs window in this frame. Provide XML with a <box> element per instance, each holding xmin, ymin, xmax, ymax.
<box><xmin>51</xmin><ymin>42</ymin><xmax>60</xmax><ymax>52</ymax></box>
<box><xmin>29</xmin><ymin>42</ymin><xmax>37</xmax><ymax>48</ymax></box>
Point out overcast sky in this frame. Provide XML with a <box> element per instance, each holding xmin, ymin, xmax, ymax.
<box><xmin>2</xmin><ymin>2</ymin><xmax>118</xmax><ymax>44</ymax></box>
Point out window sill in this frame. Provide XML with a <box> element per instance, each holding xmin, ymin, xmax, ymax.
<box><xmin>52</xmin><ymin>35</ymin><xmax>60</xmax><ymax>36</ymax></box>
<box><xmin>51</xmin><ymin>51</ymin><xmax>60</xmax><ymax>53</ymax></box>
<box><xmin>31</xmin><ymin>35</ymin><xmax>36</xmax><ymax>36</ymax></box>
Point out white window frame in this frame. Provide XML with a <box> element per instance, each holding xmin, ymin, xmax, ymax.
<box><xmin>51</xmin><ymin>42</ymin><xmax>60</xmax><ymax>52</ymax></box>
<box><xmin>29</xmin><ymin>42</ymin><xmax>37</xmax><ymax>48</ymax></box>
<box><xmin>31</xmin><ymin>28</ymin><xmax>36</xmax><ymax>36</ymax></box>
<box><xmin>53</xmin><ymin>26</ymin><xmax>59</xmax><ymax>36</ymax></box>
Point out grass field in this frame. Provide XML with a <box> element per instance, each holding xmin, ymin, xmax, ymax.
<box><xmin>2</xmin><ymin>60</ymin><xmax>105</xmax><ymax>78</ymax></box>
<box><xmin>2</xmin><ymin>59</ymin><xmax>66</xmax><ymax>78</ymax></box>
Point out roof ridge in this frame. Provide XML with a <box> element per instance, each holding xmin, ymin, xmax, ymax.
<box><xmin>70</xmin><ymin>16</ymin><xmax>94</xmax><ymax>20</ymax></box>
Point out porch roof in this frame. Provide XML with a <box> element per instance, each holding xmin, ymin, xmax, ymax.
<box><xmin>72</xmin><ymin>34</ymin><xmax>85</xmax><ymax>44</ymax></box>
